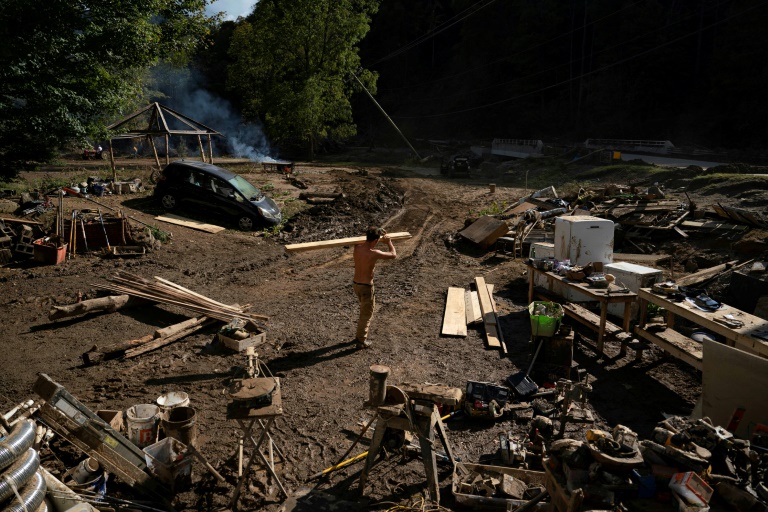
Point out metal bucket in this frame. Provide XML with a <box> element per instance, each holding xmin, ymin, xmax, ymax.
<box><xmin>161</xmin><ymin>406</ymin><xmax>197</xmax><ymax>447</ymax></box>
<box><xmin>125</xmin><ymin>404</ymin><xmax>160</xmax><ymax>448</ymax></box>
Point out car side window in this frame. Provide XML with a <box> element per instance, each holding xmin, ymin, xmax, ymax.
<box><xmin>213</xmin><ymin>178</ymin><xmax>232</xmax><ymax>197</ymax></box>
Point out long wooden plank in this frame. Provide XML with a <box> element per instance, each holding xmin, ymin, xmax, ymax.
<box><xmin>465</xmin><ymin>290</ymin><xmax>481</xmax><ymax>324</ymax></box>
<box><xmin>474</xmin><ymin>277</ymin><xmax>496</xmax><ymax>325</ymax></box>
<box><xmin>155</xmin><ymin>213</ymin><xmax>226</xmax><ymax>233</ymax></box>
<box><xmin>442</xmin><ymin>287</ymin><xmax>467</xmax><ymax>337</ymax></box>
<box><xmin>285</xmin><ymin>232</ymin><xmax>412</xmax><ymax>252</ymax></box>
<box><xmin>674</xmin><ymin>260</ymin><xmax>739</xmax><ymax>286</ymax></box>
<box><xmin>634</xmin><ymin>326</ymin><xmax>703</xmax><ymax>370</ymax></box>
<box><xmin>486</xmin><ymin>284</ymin><xmax>508</xmax><ymax>354</ymax></box>
<box><xmin>475</xmin><ymin>277</ymin><xmax>502</xmax><ymax>349</ymax></box>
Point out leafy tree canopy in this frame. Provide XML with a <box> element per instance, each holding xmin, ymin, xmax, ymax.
<box><xmin>0</xmin><ymin>0</ymin><xmax>218</xmax><ymax>178</ymax></box>
<box><xmin>228</xmin><ymin>0</ymin><xmax>378</xmax><ymax>156</ymax></box>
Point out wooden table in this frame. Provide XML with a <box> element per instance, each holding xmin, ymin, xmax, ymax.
<box><xmin>527</xmin><ymin>264</ymin><xmax>637</xmax><ymax>354</ymax></box>
<box><xmin>637</xmin><ymin>288</ymin><xmax>768</xmax><ymax>363</ymax></box>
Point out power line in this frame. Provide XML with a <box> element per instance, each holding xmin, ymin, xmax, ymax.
<box><xmin>366</xmin><ymin>0</ymin><xmax>500</xmax><ymax>67</ymax></box>
<box><xmin>390</xmin><ymin>0</ymin><xmax>768</xmax><ymax>120</ymax></box>
<box><xmin>374</xmin><ymin>0</ymin><xmax>646</xmax><ymax>93</ymax></box>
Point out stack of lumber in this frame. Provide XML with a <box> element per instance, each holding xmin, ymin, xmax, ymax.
<box><xmin>93</xmin><ymin>271</ymin><xmax>268</xmax><ymax>323</ymax></box>
<box><xmin>440</xmin><ymin>278</ymin><xmax>506</xmax><ymax>353</ymax></box>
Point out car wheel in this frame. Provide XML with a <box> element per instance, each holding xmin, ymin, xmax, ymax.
<box><xmin>237</xmin><ymin>215</ymin><xmax>255</xmax><ymax>231</ymax></box>
<box><xmin>160</xmin><ymin>194</ymin><xmax>177</xmax><ymax>210</ymax></box>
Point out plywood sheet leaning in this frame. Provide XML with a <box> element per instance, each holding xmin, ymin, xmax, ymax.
<box><xmin>285</xmin><ymin>232</ymin><xmax>412</xmax><ymax>252</ymax></box>
<box><xmin>459</xmin><ymin>217</ymin><xmax>509</xmax><ymax>248</ymax></box>
<box><xmin>475</xmin><ymin>276</ymin><xmax>500</xmax><ymax>348</ymax></box>
<box><xmin>155</xmin><ymin>213</ymin><xmax>226</xmax><ymax>233</ymax></box>
<box><xmin>442</xmin><ymin>287</ymin><xmax>467</xmax><ymax>337</ymax></box>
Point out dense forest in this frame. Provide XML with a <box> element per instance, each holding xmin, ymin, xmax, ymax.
<box><xmin>2</xmin><ymin>0</ymin><xmax>768</xmax><ymax>177</ymax></box>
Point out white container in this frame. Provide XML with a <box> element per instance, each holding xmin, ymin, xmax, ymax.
<box><xmin>554</xmin><ymin>216</ymin><xmax>614</xmax><ymax>267</ymax></box>
<box><xmin>143</xmin><ymin>437</ymin><xmax>192</xmax><ymax>492</ymax></box>
<box><xmin>125</xmin><ymin>404</ymin><xmax>161</xmax><ymax>448</ymax></box>
<box><xmin>529</xmin><ymin>242</ymin><xmax>555</xmax><ymax>259</ymax></box>
<box><xmin>604</xmin><ymin>262</ymin><xmax>664</xmax><ymax>319</ymax></box>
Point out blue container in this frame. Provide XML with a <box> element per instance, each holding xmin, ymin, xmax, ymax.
<box><xmin>92</xmin><ymin>184</ymin><xmax>105</xmax><ymax>197</ymax></box>
<box><xmin>631</xmin><ymin>469</ymin><xmax>656</xmax><ymax>499</ymax></box>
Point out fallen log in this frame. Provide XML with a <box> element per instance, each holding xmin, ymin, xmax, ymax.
<box><xmin>82</xmin><ymin>316</ymin><xmax>211</xmax><ymax>365</ymax></box>
<box><xmin>124</xmin><ymin>317</ymin><xmax>218</xmax><ymax>359</ymax></box>
<box><xmin>49</xmin><ymin>295</ymin><xmax>149</xmax><ymax>321</ymax></box>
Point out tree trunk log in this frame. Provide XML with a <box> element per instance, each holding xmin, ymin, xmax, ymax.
<box><xmin>49</xmin><ymin>295</ymin><xmax>148</xmax><ymax>321</ymax></box>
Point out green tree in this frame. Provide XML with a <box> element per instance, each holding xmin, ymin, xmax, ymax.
<box><xmin>228</xmin><ymin>0</ymin><xmax>379</xmax><ymax>157</ymax></box>
<box><xmin>0</xmin><ymin>0</ymin><xmax>217</xmax><ymax>178</ymax></box>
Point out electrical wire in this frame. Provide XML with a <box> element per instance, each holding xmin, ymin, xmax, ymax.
<box><xmin>375</xmin><ymin>0</ymin><xmax>646</xmax><ymax>92</ymax></box>
<box><xmin>390</xmin><ymin>0</ymin><xmax>768</xmax><ymax>119</ymax></box>
<box><xmin>367</xmin><ymin>0</ymin><xmax>500</xmax><ymax>67</ymax></box>
<box><xmin>381</xmin><ymin>0</ymin><xmax>742</xmax><ymax>105</ymax></box>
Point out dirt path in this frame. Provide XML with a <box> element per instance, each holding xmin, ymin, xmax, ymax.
<box><xmin>0</xmin><ymin>164</ymin><xmax>705</xmax><ymax>511</ymax></box>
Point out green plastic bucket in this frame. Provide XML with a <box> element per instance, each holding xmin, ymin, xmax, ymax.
<box><xmin>528</xmin><ymin>301</ymin><xmax>563</xmax><ymax>337</ymax></box>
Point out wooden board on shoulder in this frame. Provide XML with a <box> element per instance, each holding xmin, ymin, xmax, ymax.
<box><xmin>285</xmin><ymin>232</ymin><xmax>412</xmax><ymax>252</ymax></box>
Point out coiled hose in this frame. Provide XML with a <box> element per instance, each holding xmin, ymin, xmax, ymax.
<box><xmin>0</xmin><ymin>449</ymin><xmax>39</xmax><ymax>502</ymax></box>
<box><xmin>0</xmin><ymin>421</ymin><xmax>35</xmax><ymax>472</ymax></box>
<box><xmin>0</xmin><ymin>420</ymin><xmax>46</xmax><ymax>512</ymax></box>
<box><xmin>1</xmin><ymin>471</ymin><xmax>46</xmax><ymax>512</ymax></box>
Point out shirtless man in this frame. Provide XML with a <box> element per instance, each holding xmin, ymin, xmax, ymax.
<box><xmin>353</xmin><ymin>226</ymin><xmax>397</xmax><ymax>348</ymax></box>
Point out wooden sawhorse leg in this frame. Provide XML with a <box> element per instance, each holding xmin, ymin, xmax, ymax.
<box><xmin>230</xmin><ymin>417</ymin><xmax>287</xmax><ymax>509</ymax></box>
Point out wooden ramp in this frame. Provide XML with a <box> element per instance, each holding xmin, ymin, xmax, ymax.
<box><xmin>442</xmin><ymin>287</ymin><xmax>467</xmax><ymax>337</ymax></box>
<box><xmin>155</xmin><ymin>214</ymin><xmax>226</xmax><ymax>233</ymax></box>
<box><xmin>459</xmin><ymin>217</ymin><xmax>509</xmax><ymax>248</ymax></box>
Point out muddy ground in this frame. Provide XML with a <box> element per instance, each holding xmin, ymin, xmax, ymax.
<box><xmin>1</xmin><ymin>153</ymin><xmax>766</xmax><ymax>511</ymax></box>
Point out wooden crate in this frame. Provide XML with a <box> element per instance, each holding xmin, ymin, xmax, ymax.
<box><xmin>543</xmin><ymin>459</ymin><xmax>584</xmax><ymax>512</ymax></box>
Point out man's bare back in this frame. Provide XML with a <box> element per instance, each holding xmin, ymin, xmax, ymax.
<box><xmin>353</xmin><ymin>235</ymin><xmax>397</xmax><ymax>284</ymax></box>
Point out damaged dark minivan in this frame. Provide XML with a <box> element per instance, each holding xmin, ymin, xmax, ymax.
<box><xmin>154</xmin><ymin>160</ymin><xmax>282</xmax><ymax>230</ymax></box>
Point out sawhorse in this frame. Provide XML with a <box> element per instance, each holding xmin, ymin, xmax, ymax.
<box><xmin>358</xmin><ymin>399</ymin><xmax>457</xmax><ymax>505</ymax></box>
<box><xmin>227</xmin><ymin>379</ymin><xmax>287</xmax><ymax>509</ymax></box>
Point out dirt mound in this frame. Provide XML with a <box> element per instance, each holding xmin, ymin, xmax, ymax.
<box><xmin>281</xmin><ymin>171</ymin><xmax>404</xmax><ymax>243</ymax></box>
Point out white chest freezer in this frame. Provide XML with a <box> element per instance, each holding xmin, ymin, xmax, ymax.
<box><xmin>604</xmin><ymin>262</ymin><xmax>664</xmax><ymax>320</ymax></box>
<box><xmin>554</xmin><ymin>216</ymin><xmax>614</xmax><ymax>266</ymax></box>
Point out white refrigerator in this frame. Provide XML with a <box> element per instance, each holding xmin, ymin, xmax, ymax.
<box><xmin>554</xmin><ymin>216</ymin><xmax>615</xmax><ymax>266</ymax></box>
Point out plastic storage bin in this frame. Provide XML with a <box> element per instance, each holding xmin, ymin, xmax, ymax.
<box><xmin>143</xmin><ymin>437</ymin><xmax>192</xmax><ymax>492</ymax></box>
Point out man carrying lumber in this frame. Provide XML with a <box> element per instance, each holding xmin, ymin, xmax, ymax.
<box><xmin>353</xmin><ymin>226</ymin><xmax>397</xmax><ymax>348</ymax></box>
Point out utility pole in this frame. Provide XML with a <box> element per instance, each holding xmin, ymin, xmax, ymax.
<box><xmin>351</xmin><ymin>72</ymin><xmax>421</xmax><ymax>160</ymax></box>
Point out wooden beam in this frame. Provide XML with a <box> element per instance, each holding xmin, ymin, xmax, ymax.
<box><xmin>674</xmin><ymin>260</ymin><xmax>738</xmax><ymax>286</ymax></box>
<box><xmin>465</xmin><ymin>290</ymin><xmax>481</xmax><ymax>325</ymax></box>
<box><xmin>49</xmin><ymin>295</ymin><xmax>149</xmax><ymax>321</ymax></box>
<box><xmin>441</xmin><ymin>287</ymin><xmax>467</xmax><ymax>337</ymax></box>
<box><xmin>285</xmin><ymin>232</ymin><xmax>411</xmax><ymax>252</ymax></box>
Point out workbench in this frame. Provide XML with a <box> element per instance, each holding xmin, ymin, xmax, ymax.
<box><xmin>635</xmin><ymin>288</ymin><xmax>768</xmax><ymax>369</ymax></box>
<box><xmin>526</xmin><ymin>264</ymin><xmax>637</xmax><ymax>354</ymax></box>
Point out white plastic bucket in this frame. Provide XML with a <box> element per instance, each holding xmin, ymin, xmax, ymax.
<box><xmin>125</xmin><ymin>404</ymin><xmax>160</xmax><ymax>448</ymax></box>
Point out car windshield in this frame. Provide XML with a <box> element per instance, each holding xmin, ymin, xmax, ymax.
<box><xmin>228</xmin><ymin>174</ymin><xmax>262</xmax><ymax>201</ymax></box>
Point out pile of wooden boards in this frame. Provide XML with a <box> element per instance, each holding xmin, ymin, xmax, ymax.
<box><xmin>93</xmin><ymin>270</ymin><xmax>268</xmax><ymax>323</ymax></box>
<box><xmin>441</xmin><ymin>276</ymin><xmax>507</xmax><ymax>353</ymax></box>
